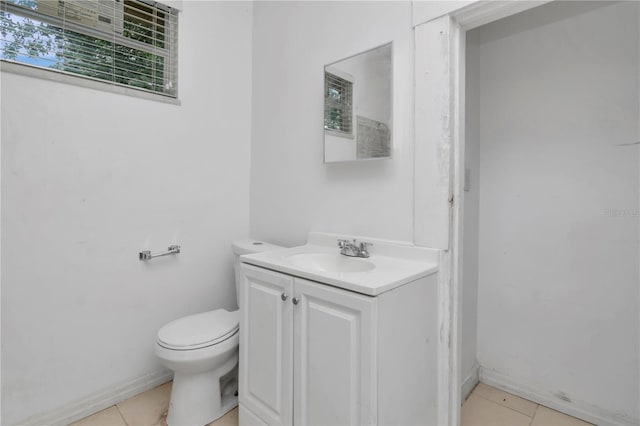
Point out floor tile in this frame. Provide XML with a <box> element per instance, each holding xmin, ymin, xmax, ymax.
<box><xmin>461</xmin><ymin>394</ymin><xmax>532</xmax><ymax>426</ymax></box>
<box><xmin>116</xmin><ymin>382</ymin><xmax>172</xmax><ymax>426</ymax></box>
<box><xmin>207</xmin><ymin>407</ymin><xmax>239</xmax><ymax>426</ymax></box>
<box><xmin>531</xmin><ymin>405</ymin><xmax>593</xmax><ymax>426</ymax></box>
<box><xmin>71</xmin><ymin>406</ymin><xmax>127</xmax><ymax>426</ymax></box>
<box><xmin>473</xmin><ymin>382</ymin><xmax>538</xmax><ymax>417</ymax></box>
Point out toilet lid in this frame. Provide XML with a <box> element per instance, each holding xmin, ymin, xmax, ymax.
<box><xmin>157</xmin><ymin>309</ymin><xmax>239</xmax><ymax>350</ymax></box>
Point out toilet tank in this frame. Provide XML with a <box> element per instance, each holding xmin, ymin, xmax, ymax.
<box><xmin>231</xmin><ymin>240</ymin><xmax>282</xmax><ymax>309</ymax></box>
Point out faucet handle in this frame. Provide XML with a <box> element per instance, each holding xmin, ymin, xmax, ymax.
<box><xmin>358</xmin><ymin>241</ymin><xmax>373</xmax><ymax>257</ymax></box>
<box><xmin>337</xmin><ymin>239</ymin><xmax>349</xmax><ymax>248</ymax></box>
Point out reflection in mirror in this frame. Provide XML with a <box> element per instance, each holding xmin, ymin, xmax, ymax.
<box><xmin>324</xmin><ymin>42</ymin><xmax>392</xmax><ymax>163</ymax></box>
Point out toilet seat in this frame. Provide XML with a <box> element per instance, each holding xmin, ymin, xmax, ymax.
<box><xmin>157</xmin><ymin>309</ymin><xmax>239</xmax><ymax>351</ymax></box>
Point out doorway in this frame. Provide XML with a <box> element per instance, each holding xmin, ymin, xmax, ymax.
<box><xmin>458</xmin><ymin>1</ymin><xmax>639</xmax><ymax>425</ymax></box>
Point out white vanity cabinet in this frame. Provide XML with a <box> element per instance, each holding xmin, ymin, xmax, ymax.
<box><xmin>238</xmin><ymin>262</ymin><xmax>438</xmax><ymax>426</ymax></box>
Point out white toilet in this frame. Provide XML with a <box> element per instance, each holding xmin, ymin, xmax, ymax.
<box><xmin>155</xmin><ymin>240</ymin><xmax>281</xmax><ymax>426</ymax></box>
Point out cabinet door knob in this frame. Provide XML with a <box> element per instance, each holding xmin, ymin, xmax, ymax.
<box><xmin>281</xmin><ymin>293</ymin><xmax>288</xmax><ymax>301</ymax></box>
<box><xmin>292</xmin><ymin>297</ymin><xmax>300</xmax><ymax>305</ymax></box>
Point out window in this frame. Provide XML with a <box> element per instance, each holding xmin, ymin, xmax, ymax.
<box><xmin>324</xmin><ymin>71</ymin><xmax>353</xmax><ymax>137</ymax></box>
<box><xmin>0</xmin><ymin>0</ymin><xmax>178</xmax><ymax>98</ymax></box>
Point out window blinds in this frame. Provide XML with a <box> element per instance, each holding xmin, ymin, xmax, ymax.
<box><xmin>324</xmin><ymin>71</ymin><xmax>353</xmax><ymax>136</ymax></box>
<box><xmin>0</xmin><ymin>0</ymin><xmax>178</xmax><ymax>97</ymax></box>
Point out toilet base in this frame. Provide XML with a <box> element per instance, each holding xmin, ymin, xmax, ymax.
<box><xmin>167</xmin><ymin>359</ymin><xmax>238</xmax><ymax>426</ymax></box>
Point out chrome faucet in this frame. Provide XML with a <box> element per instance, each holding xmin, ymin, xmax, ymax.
<box><xmin>338</xmin><ymin>239</ymin><xmax>373</xmax><ymax>258</ymax></box>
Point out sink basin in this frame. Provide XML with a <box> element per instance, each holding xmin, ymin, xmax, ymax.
<box><xmin>286</xmin><ymin>253</ymin><xmax>375</xmax><ymax>273</ymax></box>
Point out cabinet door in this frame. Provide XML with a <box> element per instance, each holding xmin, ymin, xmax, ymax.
<box><xmin>239</xmin><ymin>264</ymin><xmax>294</xmax><ymax>426</ymax></box>
<box><xmin>293</xmin><ymin>278</ymin><xmax>377</xmax><ymax>426</ymax></box>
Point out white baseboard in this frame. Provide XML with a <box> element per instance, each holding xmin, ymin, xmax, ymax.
<box><xmin>480</xmin><ymin>367</ymin><xmax>639</xmax><ymax>426</ymax></box>
<box><xmin>461</xmin><ymin>363</ymin><xmax>480</xmax><ymax>401</ymax></box>
<box><xmin>19</xmin><ymin>369</ymin><xmax>173</xmax><ymax>426</ymax></box>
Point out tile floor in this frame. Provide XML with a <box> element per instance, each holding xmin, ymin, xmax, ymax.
<box><xmin>73</xmin><ymin>381</ymin><xmax>592</xmax><ymax>426</ymax></box>
<box><xmin>461</xmin><ymin>383</ymin><xmax>593</xmax><ymax>426</ymax></box>
<box><xmin>71</xmin><ymin>382</ymin><xmax>237</xmax><ymax>426</ymax></box>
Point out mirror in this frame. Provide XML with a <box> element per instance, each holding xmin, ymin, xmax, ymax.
<box><xmin>324</xmin><ymin>43</ymin><xmax>392</xmax><ymax>163</ymax></box>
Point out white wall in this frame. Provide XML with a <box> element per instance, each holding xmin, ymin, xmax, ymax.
<box><xmin>337</xmin><ymin>47</ymin><xmax>392</xmax><ymax>126</ymax></box>
<box><xmin>469</xmin><ymin>1</ymin><xmax>639</xmax><ymax>423</ymax></box>
<box><xmin>0</xmin><ymin>2</ymin><xmax>253</xmax><ymax>424</ymax></box>
<box><xmin>250</xmin><ymin>1</ymin><xmax>415</xmax><ymax>246</ymax></box>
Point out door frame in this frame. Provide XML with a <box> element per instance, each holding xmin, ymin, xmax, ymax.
<box><xmin>413</xmin><ymin>1</ymin><xmax>552</xmax><ymax>424</ymax></box>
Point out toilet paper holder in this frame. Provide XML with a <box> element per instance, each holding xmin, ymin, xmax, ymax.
<box><xmin>139</xmin><ymin>245</ymin><xmax>181</xmax><ymax>261</ymax></box>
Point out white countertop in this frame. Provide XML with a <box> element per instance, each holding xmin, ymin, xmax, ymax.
<box><xmin>240</xmin><ymin>233</ymin><xmax>439</xmax><ymax>296</ymax></box>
